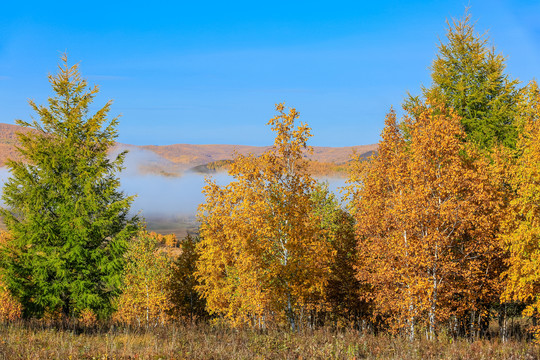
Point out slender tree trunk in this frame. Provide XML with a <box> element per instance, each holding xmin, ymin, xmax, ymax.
<box><xmin>429</xmin><ymin>282</ymin><xmax>437</xmax><ymax>339</ymax></box>
<box><xmin>403</xmin><ymin>229</ymin><xmax>415</xmax><ymax>341</ymax></box>
<box><xmin>287</xmin><ymin>292</ymin><xmax>296</xmax><ymax>331</ymax></box>
<box><xmin>499</xmin><ymin>303</ymin><xmax>508</xmax><ymax>342</ymax></box>
<box><xmin>408</xmin><ymin>301</ymin><xmax>415</xmax><ymax>341</ymax></box>
<box><xmin>429</xmin><ymin>245</ymin><xmax>439</xmax><ymax>340</ymax></box>
<box><xmin>145</xmin><ymin>283</ymin><xmax>150</xmax><ymax>327</ymax></box>
<box><xmin>470</xmin><ymin>310</ymin><xmax>476</xmax><ymax>340</ymax></box>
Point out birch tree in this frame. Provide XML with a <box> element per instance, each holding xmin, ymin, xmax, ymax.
<box><xmin>351</xmin><ymin>100</ymin><xmax>503</xmax><ymax>338</ymax></box>
<box><xmin>196</xmin><ymin>104</ymin><xmax>333</xmax><ymax>329</ymax></box>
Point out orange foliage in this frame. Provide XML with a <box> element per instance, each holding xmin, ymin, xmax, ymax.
<box><xmin>78</xmin><ymin>308</ymin><xmax>98</xmax><ymax>327</ymax></box>
<box><xmin>350</xmin><ymin>101</ymin><xmax>504</xmax><ymax>339</ymax></box>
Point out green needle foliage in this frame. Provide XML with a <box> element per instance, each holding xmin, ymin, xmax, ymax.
<box><xmin>407</xmin><ymin>10</ymin><xmax>520</xmax><ymax>150</ymax></box>
<box><xmin>0</xmin><ymin>55</ymin><xmax>138</xmax><ymax>320</ymax></box>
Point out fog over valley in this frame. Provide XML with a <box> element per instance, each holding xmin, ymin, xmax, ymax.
<box><xmin>0</xmin><ymin>149</ymin><xmax>348</xmax><ymax>235</ymax></box>
<box><xmin>0</xmin><ymin>125</ymin><xmax>360</xmax><ymax>235</ymax></box>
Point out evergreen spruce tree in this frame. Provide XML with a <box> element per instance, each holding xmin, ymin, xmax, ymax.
<box><xmin>0</xmin><ymin>55</ymin><xmax>138</xmax><ymax>319</ymax></box>
<box><xmin>407</xmin><ymin>10</ymin><xmax>520</xmax><ymax>150</ymax></box>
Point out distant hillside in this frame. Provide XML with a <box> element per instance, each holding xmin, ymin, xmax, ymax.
<box><xmin>141</xmin><ymin>143</ymin><xmax>377</xmax><ymax>169</ymax></box>
<box><xmin>140</xmin><ymin>144</ymin><xmax>271</xmax><ymax>168</ymax></box>
<box><xmin>0</xmin><ymin>122</ymin><xmax>378</xmax><ymax>175</ymax></box>
<box><xmin>0</xmin><ymin>123</ymin><xmax>35</xmax><ymax>165</ymax></box>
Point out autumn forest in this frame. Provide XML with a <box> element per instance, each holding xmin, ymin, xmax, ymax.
<box><xmin>1</xmin><ymin>11</ymin><xmax>540</xmax><ymax>359</ymax></box>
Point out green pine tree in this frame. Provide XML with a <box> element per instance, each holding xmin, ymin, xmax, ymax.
<box><xmin>0</xmin><ymin>55</ymin><xmax>138</xmax><ymax>320</ymax></box>
<box><xmin>407</xmin><ymin>10</ymin><xmax>520</xmax><ymax>150</ymax></box>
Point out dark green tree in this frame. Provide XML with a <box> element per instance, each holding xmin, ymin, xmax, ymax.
<box><xmin>311</xmin><ymin>182</ymin><xmax>371</xmax><ymax>328</ymax></box>
<box><xmin>168</xmin><ymin>234</ymin><xmax>208</xmax><ymax>323</ymax></box>
<box><xmin>0</xmin><ymin>55</ymin><xmax>138</xmax><ymax>320</ymax></box>
<box><xmin>407</xmin><ymin>10</ymin><xmax>520</xmax><ymax>150</ymax></box>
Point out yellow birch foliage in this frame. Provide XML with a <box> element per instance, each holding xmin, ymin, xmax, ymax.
<box><xmin>114</xmin><ymin>231</ymin><xmax>173</xmax><ymax>326</ymax></box>
<box><xmin>0</xmin><ymin>231</ymin><xmax>22</xmax><ymax>321</ymax></box>
<box><xmin>196</xmin><ymin>104</ymin><xmax>334</xmax><ymax>329</ymax></box>
<box><xmin>501</xmin><ymin>80</ymin><xmax>540</xmax><ymax>324</ymax></box>
<box><xmin>350</xmin><ymin>101</ymin><xmax>504</xmax><ymax>337</ymax></box>
<box><xmin>147</xmin><ymin>231</ymin><xmax>178</xmax><ymax>247</ymax></box>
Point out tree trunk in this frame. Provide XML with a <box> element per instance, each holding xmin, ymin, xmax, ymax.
<box><xmin>146</xmin><ymin>283</ymin><xmax>150</xmax><ymax>328</ymax></box>
<box><xmin>499</xmin><ymin>303</ymin><xmax>508</xmax><ymax>342</ymax></box>
<box><xmin>287</xmin><ymin>292</ymin><xmax>296</xmax><ymax>331</ymax></box>
<box><xmin>408</xmin><ymin>302</ymin><xmax>415</xmax><ymax>341</ymax></box>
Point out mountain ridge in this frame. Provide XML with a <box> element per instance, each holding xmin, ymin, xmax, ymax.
<box><xmin>0</xmin><ymin>123</ymin><xmax>378</xmax><ymax>175</ymax></box>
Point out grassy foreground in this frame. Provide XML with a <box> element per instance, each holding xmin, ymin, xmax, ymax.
<box><xmin>1</xmin><ymin>322</ymin><xmax>539</xmax><ymax>360</ymax></box>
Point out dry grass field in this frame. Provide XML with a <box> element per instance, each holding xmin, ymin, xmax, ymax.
<box><xmin>1</xmin><ymin>321</ymin><xmax>539</xmax><ymax>360</ymax></box>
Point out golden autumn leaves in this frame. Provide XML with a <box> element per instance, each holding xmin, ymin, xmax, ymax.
<box><xmin>1</xmin><ymin>87</ymin><xmax>539</xmax><ymax>336</ymax></box>
<box><xmin>196</xmin><ymin>104</ymin><xmax>333</xmax><ymax>329</ymax></box>
<box><xmin>351</xmin><ymin>100</ymin><xmax>505</xmax><ymax>338</ymax></box>
<box><xmin>0</xmin><ymin>231</ymin><xmax>22</xmax><ymax>321</ymax></box>
<box><xmin>1</xmin><ymin>93</ymin><xmax>539</xmax><ymax>336</ymax></box>
<box><xmin>195</xmin><ymin>87</ymin><xmax>540</xmax><ymax>336</ymax></box>
<box><xmin>501</xmin><ymin>81</ymin><xmax>540</xmax><ymax>328</ymax></box>
<box><xmin>351</xmin><ymin>83</ymin><xmax>540</xmax><ymax>338</ymax></box>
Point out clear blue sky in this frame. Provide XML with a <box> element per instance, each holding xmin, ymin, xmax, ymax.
<box><xmin>0</xmin><ymin>0</ymin><xmax>538</xmax><ymax>147</ymax></box>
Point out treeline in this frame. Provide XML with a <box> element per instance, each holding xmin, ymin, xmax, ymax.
<box><xmin>194</xmin><ymin>12</ymin><xmax>540</xmax><ymax>340</ymax></box>
<box><xmin>0</xmin><ymin>230</ymin><xmax>205</xmax><ymax>326</ymax></box>
<box><xmin>0</xmin><ymin>12</ymin><xmax>540</xmax><ymax>343</ymax></box>
<box><xmin>192</xmin><ymin>158</ymin><xmax>353</xmax><ymax>177</ymax></box>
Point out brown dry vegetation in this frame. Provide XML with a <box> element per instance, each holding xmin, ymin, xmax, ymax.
<box><xmin>0</xmin><ymin>321</ymin><xmax>539</xmax><ymax>360</ymax></box>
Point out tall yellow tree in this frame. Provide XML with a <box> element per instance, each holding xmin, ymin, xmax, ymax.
<box><xmin>402</xmin><ymin>10</ymin><xmax>521</xmax><ymax>337</ymax></box>
<box><xmin>351</xmin><ymin>100</ymin><xmax>504</xmax><ymax>339</ymax></box>
<box><xmin>501</xmin><ymin>80</ymin><xmax>540</xmax><ymax>334</ymax></box>
<box><xmin>196</xmin><ymin>104</ymin><xmax>333</xmax><ymax>330</ymax></box>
